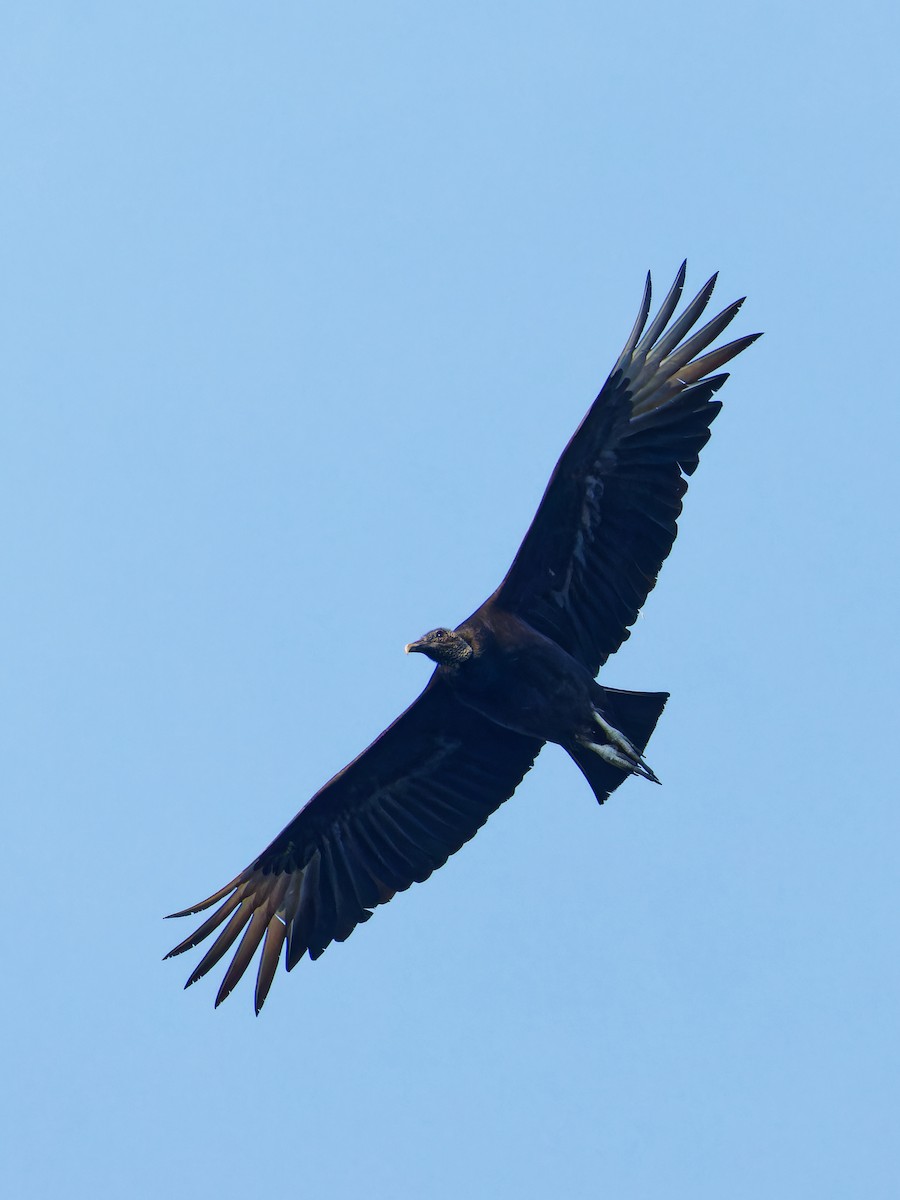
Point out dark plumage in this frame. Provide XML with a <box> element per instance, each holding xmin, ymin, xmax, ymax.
<box><xmin>166</xmin><ymin>263</ymin><xmax>760</xmax><ymax>1012</ymax></box>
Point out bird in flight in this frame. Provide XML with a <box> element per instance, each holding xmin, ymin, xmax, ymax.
<box><xmin>166</xmin><ymin>262</ymin><xmax>760</xmax><ymax>1012</ymax></box>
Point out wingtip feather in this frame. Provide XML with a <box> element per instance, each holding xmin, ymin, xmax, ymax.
<box><xmin>165</xmin><ymin>876</ymin><xmax>241</xmax><ymax>920</ymax></box>
<box><xmin>633</xmin><ymin>262</ymin><xmax>688</xmax><ymax>359</ymax></box>
<box><xmin>612</xmin><ymin>271</ymin><xmax>653</xmax><ymax>374</ymax></box>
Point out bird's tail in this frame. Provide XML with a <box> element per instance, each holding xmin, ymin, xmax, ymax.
<box><xmin>567</xmin><ymin>687</ymin><xmax>669</xmax><ymax>805</ymax></box>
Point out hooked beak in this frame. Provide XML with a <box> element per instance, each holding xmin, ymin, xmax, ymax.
<box><xmin>404</xmin><ymin>639</ymin><xmax>425</xmax><ymax>655</ymax></box>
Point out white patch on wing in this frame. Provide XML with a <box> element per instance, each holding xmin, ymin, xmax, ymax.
<box><xmin>581</xmin><ymin>474</ymin><xmax>602</xmax><ymax>527</ymax></box>
<box><xmin>278</xmin><ymin>849</ymin><xmax>317</xmax><ymax>921</ymax></box>
<box><xmin>552</xmin><ymin>473</ymin><xmax>604</xmax><ymax>607</ymax></box>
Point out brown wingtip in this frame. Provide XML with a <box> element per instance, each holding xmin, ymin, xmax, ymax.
<box><xmin>165</xmin><ymin>877</ymin><xmax>241</xmax><ymax>921</ymax></box>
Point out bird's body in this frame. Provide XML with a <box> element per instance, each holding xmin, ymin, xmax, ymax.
<box><xmin>407</xmin><ymin>611</ymin><xmax>664</xmax><ymax>792</ymax></box>
<box><xmin>413</xmin><ymin>609</ymin><xmax>599</xmax><ymax>744</ymax></box>
<box><xmin>166</xmin><ymin>263</ymin><xmax>760</xmax><ymax>1012</ymax></box>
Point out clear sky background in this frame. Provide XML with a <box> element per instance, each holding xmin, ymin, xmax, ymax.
<box><xmin>3</xmin><ymin>4</ymin><xmax>898</xmax><ymax>1198</ymax></box>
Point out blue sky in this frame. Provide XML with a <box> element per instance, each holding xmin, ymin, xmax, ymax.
<box><xmin>3</xmin><ymin>4</ymin><xmax>898</xmax><ymax>1197</ymax></box>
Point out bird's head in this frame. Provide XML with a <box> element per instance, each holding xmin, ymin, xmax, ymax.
<box><xmin>404</xmin><ymin>627</ymin><xmax>474</xmax><ymax>667</ymax></box>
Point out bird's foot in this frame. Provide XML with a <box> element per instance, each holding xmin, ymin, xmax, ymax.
<box><xmin>582</xmin><ymin>709</ymin><xmax>661</xmax><ymax>784</ymax></box>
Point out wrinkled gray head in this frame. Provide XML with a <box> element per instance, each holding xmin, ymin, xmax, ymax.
<box><xmin>404</xmin><ymin>627</ymin><xmax>474</xmax><ymax>667</ymax></box>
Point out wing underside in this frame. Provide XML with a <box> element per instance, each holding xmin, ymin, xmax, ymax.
<box><xmin>490</xmin><ymin>263</ymin><xmax>759</xmax><ymax>673</ymax></box>
<box><xmin>166</xmin><ymin>678</ymin><xmax>541</xmax><ymax>1012</ymax></box>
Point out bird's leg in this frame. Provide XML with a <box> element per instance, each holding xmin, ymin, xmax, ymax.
<box><xmin>581</xmin><ymin>709</ymin><xmax>661</xmax><ymax>784</ymax></box>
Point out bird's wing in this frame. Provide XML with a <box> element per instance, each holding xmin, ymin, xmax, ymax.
<box><xmin>488</xmin><ymin>263</ymin><xmax>760</xmax><ymax>674</ymax></box>
<box><xmin>165</xmin><ymin>677</ymin><xmax>541</xmax><ymax>1012</ymax></box>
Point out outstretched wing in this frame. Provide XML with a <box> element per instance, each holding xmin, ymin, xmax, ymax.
<box><xmin>165</xmin><ymin>677</ymin><xmax>541</xmax><ymax>1012</ymax></box>
<box><xmin>488</xmin><ymin>263</ymin><xmax>760</xmax><ymax>674</ymax></box>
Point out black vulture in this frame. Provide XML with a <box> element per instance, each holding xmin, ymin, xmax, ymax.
<box><xmin>166</xmin><ymin>263</ymin><xmax>760</xmax><ymax>1012</ymax></box>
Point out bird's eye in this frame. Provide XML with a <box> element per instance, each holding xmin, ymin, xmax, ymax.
<box><xmin>433</xmin><ymin>629</ymin><xmax>446</xmax><ymax>640</ymax></box>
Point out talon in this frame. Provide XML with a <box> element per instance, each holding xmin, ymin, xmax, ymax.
<box><xmin>592</xmin><ymin>709</ymin><xmax>637</xmax><ymax>755</ymax></box>
<box><xmin>584</xmin><ymin>706</ymin><xmax>660</xmax><ymax>784</ymax></box>
<box><xmin>582</xmin><ymin>739</ymin><xmax>660</xmax><ymax>783</ymax></box>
